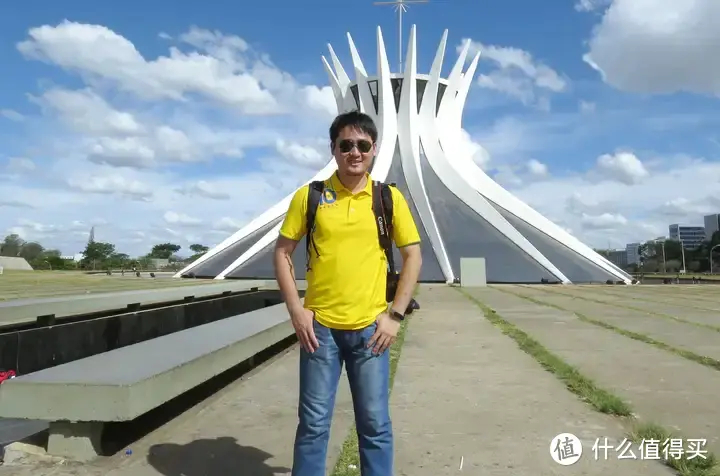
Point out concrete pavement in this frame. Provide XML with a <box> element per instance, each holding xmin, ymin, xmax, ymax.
<box><xmin>466</xmin><ymin>286</ymin><xmax>720</xmax><ymax>455</ymax></box>
<box><xmin>541</xmin><ymin>286</ymin><xmax>720</xmax><ymax>327</ymax></box>
<box><xmin>389</xmin><ymin>285</ymin><xmax>667</xmax><ymax>475</ymax></box>
<box><xmin>575</xmin><ymin>286</ymin><xmax>720</xmax><ymax>312</ymax></box>
<box><xmin>508</xmin><ymin>285</ymin><xmax>720</xmax><ymax>361</ymax></box>
<box><xmin>5</xmin><ymin>283</ymin><xmax>714</xmax><ymax>475</ymax></box>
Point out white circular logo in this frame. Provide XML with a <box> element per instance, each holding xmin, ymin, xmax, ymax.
<box><xmin>550</xmin><ymin>433</ymin><xmax>582</xmax><ymax>465</ymax></box>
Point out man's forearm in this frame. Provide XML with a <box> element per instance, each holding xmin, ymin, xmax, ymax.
<box><xmin>391</xmin><ymin>251</ymin><xmax>421</xmax><ymax>313</ymax></box>
<box><xmin>273</xmin><ymin>250</ymin><xmax>304</xmax><ymax>313</ymax></box>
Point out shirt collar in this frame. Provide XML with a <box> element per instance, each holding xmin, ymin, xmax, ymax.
<box><xmin>330</xmin><ymin>171</ymin><xmax>373</xmax><ymax>196</ymax></box>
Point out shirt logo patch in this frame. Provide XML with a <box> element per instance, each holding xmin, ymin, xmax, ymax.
<box><xmin>322</xmin><ymin>188</ymin><xmax>337</xmax><ymax>204</ymax></box>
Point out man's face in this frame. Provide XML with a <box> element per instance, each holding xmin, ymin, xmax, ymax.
<box><xmin>332</xmin><ymin>126</ymin><xmax>376</xmax><ymax>177</ymax></box>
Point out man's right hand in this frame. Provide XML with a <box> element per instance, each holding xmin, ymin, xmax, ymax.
<box><xmin>290</xmin><ymin>307</ymin><xmax>319</xmax><ymax>353</ymax></box>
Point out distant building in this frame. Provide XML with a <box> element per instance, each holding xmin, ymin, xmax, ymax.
<box><xmin>704</xmin><ymin>214</ymin><xmax>720</xmax><ymax>241</ymax></box>
<box><xmin>607</xmin><ymin>250</ymin><xmax>628</xmax><ymax>268</ymax></box>
<box><xmin>626</xmin><ymin>243</ymin><xmax>641</xmax><ymax>265</ymax></box>
<box><xmin>668</xmin><ymin>224</ymin><xmax>705</xmax><ymax>249</ymax></box>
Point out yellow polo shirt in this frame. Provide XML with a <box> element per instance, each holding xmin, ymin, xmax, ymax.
<box><xmin>279</xmin><ymin>172</ymin><xmax>420</xmax><ymax>330</ymax></box>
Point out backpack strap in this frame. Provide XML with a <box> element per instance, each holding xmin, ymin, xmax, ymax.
<box><xmin>305</xmin><ymin>180</ymin><xmax>325</xmax><ymax>271</ymax></box>
<box><xmin>372</xmin><ymin>181</ymin><xmax>395</xmax><ymax>274</ymax></box>
<box><xmin>381</xmin><ymin>183</ymin><xmax>394</xmax><ymax>239</ymax></box>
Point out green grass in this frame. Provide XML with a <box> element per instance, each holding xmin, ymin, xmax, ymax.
<box><xmin>630</xmin><ymin>423</ymin><xmax>718</xmax><ymax>476</ymax></box>
<box><xmin>459</xmin><ymin>288</ymin><xmax>718</xmax><ymax>476</ymax></box>
<box><xmin>329</xmin><ymin>316</ymin><xmax>410</xmax><ymax>476</ymax></box>
<box><xmin>0</xmin><ymin>269</ymin><xmax>215</xmax><ymax>301</ymax></box>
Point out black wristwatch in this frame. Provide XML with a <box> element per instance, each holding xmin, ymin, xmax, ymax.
<box><xmin>389</xmin><ymin>309</ymin><xmax>405</xmax><ymax>321</ymax></box>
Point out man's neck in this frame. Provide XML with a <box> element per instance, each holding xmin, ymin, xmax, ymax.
<box><xmin>336</xmin><ymin>171</ymin><xmax>367</xmax><ymax>194</ymax></box>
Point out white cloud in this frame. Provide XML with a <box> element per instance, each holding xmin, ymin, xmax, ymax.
<box><xmin>67</xmin><ymin>175</ymin><xmax>153</xmax><ymax>200</ymax></box>
<box><xmin>526</xmin><ymin>159</ymin><xmax>548</xmax><ymax>177</ymax></box>
<box><xmin>6</xmin><ymin>157</ymin><xmax>36</xmax><ymax>173</ymax></box>
<box><xmin>1</xmin><ymin>109</ymin><xmax>25</xmax><ymax>121</ymax></box>
<box><xmin>583</xmin><ymin>0</ymin><xmax>720</xmax><ymax>95</ymax></box>
<box><xmin>302</xmin><ymin>85</ymin><xmax>337</xmax><ymax>116</ymax></box>
<box><xmin>575</xmin><ymin>0</ymin><xmax>612</xmax><ymax>12</ymax></box>
<box><xmin>214</xmin><ymin>216</ymin><xmax>244</xmax><ymax>232</ymax></box>
<box><xmin>594</xmin><ymin>151</ymin><xmax>649</xmax><ymax>185</ymax></box>
<box><xmin>176</xmin><ymin>181</ymin><xmax>231</xmax><ymax>200</ymax></box>
<box><xmin>163</xmin><ymin>211</ymin><xmax>203</xmax><ymax>227</ymax></box>
<box><xmin>275</xmin><ymin>139</ymin><xmax>328</xmax><ymax>167</ymax></box>
<box><xmin>18</xmin><ymin>21</ymin><xmax>278</xmax><ymax>113</ymax></box>
<box><xmin>581</xmin><ymin>212</ymin><xmax>628</xmax><ymax>230</ymax></box>
<box><xmin>0</xmin><ymin>199</ymin><xmax>34</xmax><ymax>209</ymax></box>
<box><xmin>458</xmin><ymin>129</ymin><xmax>491</xmax><ymax>169</ymax></box>
<box><xmin>462</xmin><ymin>39</ymin><xmax>567</xmax><ymax>108</ymax></box>
<box><xmin>509</xmin><ymin>155</ymin><xmax>720</xmax><ymax>245</ymax></box>
<box><xmin>33</xmin><ymin>88</ymin><xmax>141</xmax><ymax>135</ymax></box>
<box><xmin>656</xmin><ymin>196</ymin><xmax>720</xmax><ymax>218</ymax></box>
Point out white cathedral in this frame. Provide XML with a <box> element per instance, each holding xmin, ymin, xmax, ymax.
<box><xmin>175</xmin><ymin>26</ymin><xmax>633</xmax><ymax>285</ymax></box>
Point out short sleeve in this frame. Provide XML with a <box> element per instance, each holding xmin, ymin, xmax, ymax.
<box><xmin>390</xmin><ymin>187</ymin><xmax>421</xmax><ymax>248</ymax></box>
<box><xmin>279</xmin><ymin>185</ymin><xmax>309</xmax><ymax>241</ymax></box>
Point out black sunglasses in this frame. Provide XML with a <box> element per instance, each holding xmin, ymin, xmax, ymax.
<box><xmin>337</xmin><ymin>139</ymin><xmax>373</xmax><ymax>154</ymax></box>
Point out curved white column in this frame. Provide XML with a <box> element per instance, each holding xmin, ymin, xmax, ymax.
<box><xmin>347</xmin><ymin>34</ymin><xmax>377</xmax><ymax>121</ymax></box>
<box><xmin>369</xmin><ymin>27</ymin><xmax>397</xmax><ymax>182</ymax></box>
<box><xmin>399</xmin><ymin>26</ymin><xmax>455</xmax><ymax>283</ymax></box>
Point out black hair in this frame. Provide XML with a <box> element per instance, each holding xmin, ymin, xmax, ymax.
<box><xmin>329</xmin><ymin>110</ymin><xmax>378</xmax><ymax>147</ymax></box>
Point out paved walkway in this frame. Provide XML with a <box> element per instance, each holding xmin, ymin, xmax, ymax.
<box><xmin>4</xmin><ymin>284</ymin><xmax>703</xmax><ymax>475</ymax></box>
<box><xmin>390</xmin><ymin>285</ymin><xmax>666</xmax><ymax>475</ymax></box>
<box><xmin>508</xmin><ymin>285</ymin><xmax>720</xmax><ymax>361</ymax></box>
<box><xmin>1</xmin><ymin>348</ymin><xmax>355</xmax><ymax>476</ymax></box>
<box><xmin>467</xmin><ymin>286</ymin><xmax>720</xmax><ymax>455</ymax></box>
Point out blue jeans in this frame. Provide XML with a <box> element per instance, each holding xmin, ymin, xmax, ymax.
<box><xmin>292</xmin><ymin>318</ymin><xmax>393</xmax><ymax>476</ymax></box>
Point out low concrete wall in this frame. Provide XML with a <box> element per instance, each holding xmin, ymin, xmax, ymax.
<box><xmin>0</xmin><ymin>289</ymin><xmax>284</xmax><ymax>375</ymax></box>
<box><xmin>0</xmin><ymin>304</ymin><xmax>294</xmax><ymax>422</ymax></box>
<box><xmin>0</xmin><ymin>279</ymin><xmax>272</xmax><ymax>328</ymax></box>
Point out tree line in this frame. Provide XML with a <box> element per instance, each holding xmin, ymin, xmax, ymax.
<box><xmin>598</xmin><ymin>231</ymin><xmax>720</xmax><ymax>274</ymax></box>
<box><xmin>0</xmin><ymin>234</ymin><xmax>210</xmax><ymax>271</ymax></box>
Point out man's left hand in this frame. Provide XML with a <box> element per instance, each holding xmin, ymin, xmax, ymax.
<box><xmin>367</xmin><ymin>312</ymin><xmax>402</xmax><ymax>355</ymax></box>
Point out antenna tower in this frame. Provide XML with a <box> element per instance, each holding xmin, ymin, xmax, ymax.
<box><xmin>373</xmin><ymin>0</ymin><xmax>429</xmax><ymax>72</ymax></box>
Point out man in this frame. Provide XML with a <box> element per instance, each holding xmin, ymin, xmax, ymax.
<box><xmin>273</xmin><ymin>110</ymin><xmax>422</xmax><ymax>476</ymax></box>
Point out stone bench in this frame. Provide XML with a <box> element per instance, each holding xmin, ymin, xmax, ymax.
<box><xmin>0</xmin><ymin>302</ymin><xmax>294</xmax><ymax>461</ymax></box>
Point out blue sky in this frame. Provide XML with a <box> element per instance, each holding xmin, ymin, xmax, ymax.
<box><xmin>1</xmin><ymin>0</ymin><xmax>720</xmax><ymax>256</ymax></box>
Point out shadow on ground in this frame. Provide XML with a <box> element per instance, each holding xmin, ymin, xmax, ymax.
<box><xmin>147</xmin><ymin>437</ymin><xmax>290</xmax><ymax>476</ymax></box>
